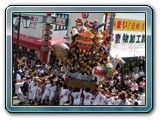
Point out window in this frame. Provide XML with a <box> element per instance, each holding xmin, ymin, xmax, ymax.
<box><xmin>54</xmin><ymin>13</ymin><xmax>69</xmax><ymax>30</ymax></box>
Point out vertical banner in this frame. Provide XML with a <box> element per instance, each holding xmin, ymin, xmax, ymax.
<box><xmin>105</xmin><ymin>13</ymin><xmax>115</xmax><ymax>35</ymax></box>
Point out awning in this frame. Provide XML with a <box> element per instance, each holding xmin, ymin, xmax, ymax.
<box><xmin>13</xmin><ymin>32</ymin><xmax>67</xmax><ymax>51</ymax></box>
<box><xmin>50</xmin><ymin>38</ymin><xmax>67</xmax><ymax>46</ymax></box>
<box><xmin>13</xmin><ymin>32</ymin><xmax>42</xmax><ymax>51</ymax></box>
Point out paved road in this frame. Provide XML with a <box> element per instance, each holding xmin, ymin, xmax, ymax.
<box><xmin>13</xmin><ymin>95</ymin><xmax>30</xmax><ymax>105</ymax></box>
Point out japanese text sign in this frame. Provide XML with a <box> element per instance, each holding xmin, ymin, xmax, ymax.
<box><xmin>114</xmin><ymin>19</ymin><xmax>145</xmax><ymax>31</ymax></box>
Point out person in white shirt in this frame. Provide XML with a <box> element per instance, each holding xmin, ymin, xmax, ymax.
<box><xmin>14</xmin><ymin>79</ymin><xmax>25</xmax><ymax>104</ymax></box>
<box><xmin>28</xmin><ymin>77</ymin><xmax>36</xmax><ymax>104</ymax></box>
<box><xmin>16</xmin><ymin>70</ymin><xmax>22</xmax><ymax>81</ymax></box>
<box><xmin>39</xmin><ymin>67</ymin><xmax>45</xmax><ymax>77</ymax></box>
<box><xmin>92</xmin><ymin>89</ymin><xmax>102</xmax><ymax>105</ymax></box>
<box><xmin>114</xmin><ymin>93</ymin><xmax>125</xmax><ymax>105</ymax></box>
<box><xmin>49</xmin><ymin>80</ymin><xmax>57</xmax><ymax>105</ymax></box>
<box><xmin>130</xmin><ymin>81</ymin><xmax>139</xmax><ymax>93</ymax></box>
<box><xmin>117</xmin><ymin>73</ymin><xmax>122</xmax><ymax>82</ymax></box>
<box><xmin>113</xmin><ymin>97</ymin><xmax>122</xmax><ymax>105</ymax></box>
<box><xmin>62</xmin><ymin>73</ymin><xmax>67</xmax><ymax>81</ymax></box>
<box><xmin>129</xmin><ymin>93</ymin><xmax>139</xmax><ymax>105</ymax></box>
<box><xmin>83</xmin><ymin>88</ymin><xmax>93</xmax><ymax>105</ymax></box>
<box><xmin>36</xmin><ymin>82</ymin><xmax>42</xmax><ymax>105</ymax></box>
<box><xmin>105</xmin><ymin>94</ymin><xmax>115</xmax><ymax>105</ymax></box>
<box><xmin>59</xmin><ymin>84</ymin><xmax>70</xmax><ymax>105</ymax></box>
<box><xmin>25</xmin><ymin>68</ymin><xmax>30</xmax><ymax>77</ymax></box>
<box><xmin>80</xmin><ymin>23</ymin><xmax>88</xmax><ymax>32</ymax></box>
<box><xmin>36</xmin><ymin>67</ymin><xmax>41</xmax><ymax>76</ymax></box>
<box><xmin>41</xmin><ymin>80</ymin><xmax>51</xmax><ymax>104</ymax></box>
<box><xmin>99</xmin><ymin>92</ymin><xmax>108</xmax><ymax>105</ymax></box>
<box><xmin>139</xmin><ymin>93</ymin><xmax>145</xmax><ymax>105</ymax></box>
<box><xmin>124</xmin><ymin>97</ymin><xmax>131</xmax><ymax>105</ymax></box>
<box><xmin>124</xmin><ymin>93</ymin><xmax>131</xmax><ymax>105</ymax></box>
<box><xmin>60</xmin><ymin>66</ymin><xmax>64</xmax><ymax>72</ymax></box>
<box><xmin>72</xmin><ymin>87</ymin><xmax>82</xmax><ymax>105</ymax></box>
<box><xmin>109</xmin><ymin>78</ymin><xmax>115</xmax><ymax>89</ymax></box>
<box><xmin>30</xmin><ymin>82</ymin><xmax>38</xmax><ymax>105</ymax></box>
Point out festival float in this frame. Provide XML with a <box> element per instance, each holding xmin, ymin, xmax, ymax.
<box><xmin>53</xmin><ymin>27</ymin><xmax>125</xmax><ymax>91</ymax></box>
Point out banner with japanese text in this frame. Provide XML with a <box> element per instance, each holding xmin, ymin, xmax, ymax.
<box><xmin>114</xmin><ymin>19</ymin><xmax>145</xmax><ymax>31</ymax></box>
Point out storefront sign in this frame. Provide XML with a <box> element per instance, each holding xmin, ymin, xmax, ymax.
<box><xmin>114</xmin><ymin>19</ymin><xmax>145</xmax><ymax>31</ymax></box>
<box><xmin>53</xmin><ymin>17</ymin><xmax>69</xmax><ymax>26</ymax></box>
<box><xmin>30</xmin><ymin>16</ymin><xmax>44</xmax><ymax>23</ymax></box>
<box><xmin>75</xmin><ymin>18</ymin><xmax>94</xmax><ymax>29</ymax></box>
<box><xmin>114</xmin><ymin>33</ymin><xmax>145</xmax><ymax>43</ymax></box>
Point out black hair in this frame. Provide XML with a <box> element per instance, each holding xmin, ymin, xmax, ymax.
<box><xmin>34</xmin><ymin>73</ymin><xmax>37</xmax><ymax>77</ymax></box>
<box><xmin>14</xmin><ymin>79</ymin><xmax>17</xmax><ymax>84</ymax></box>
<box><xmin>134</xmin><ymin>93</ymin><xmax>139</xmax><ymax>99</ymax></box>
<box><xmin>50</xmin><ymin>80</ymin><xmax>53</xmax><ymax>85</ymax></box>
<box><xmin>55</xmin><ymin>81</ymin><xmax>58</xmax><ymax>86</ymax></box>
<box><xmin>50</xmin><ymin>76</ymin><xmax>54</xmax><ymax>79</ymax></box>
<box><xmin>61</xmin><ymin>78</ymin><xmax>65</xmax><ymax>81</ymax></box>
<box><xmin>128</xmin><ymin>93</ymin><xmax>132</xmax><ymax>98</ymax></box>
<box><xmin>121</xmin><ymin>93</ymin><xmax>126</xmax><ymax>100</ymax></box>
<box><xmin>63</xmin><ymin>84</ymin><xmax>68</xmax><ymax>89</ymax></box>
<box><xmin>74</xmin><ymin>87</ymin><xmax>79</xmax><ymax>92</ymax></box>
<box><xmin>41</xmin><ymin>74</ymin><xmax>44</xmax><ymax>77</ymax></box>
<box><xmin>85</xmin><ymin>88</ymin><xmax>90</xmax><ymax>92</ymax></box>
<box><xmin>134</xmin><ymin>102</ymin><xmax>139</xmax><ymax>106</ymax></box>
<box><xmin>59</xmin><ymin>82</ymin><xmax>63</xmax><ymax>87</ymax></box>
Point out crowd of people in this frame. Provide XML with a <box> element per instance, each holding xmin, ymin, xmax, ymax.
<box><xmin>13</xmin><ymin>55</ymin><xmax>145</xmax><ymax>106</ymax></box>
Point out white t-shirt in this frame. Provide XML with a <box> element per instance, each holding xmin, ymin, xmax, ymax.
<box><xmin>36</xmin><ymin>86</ymin><xmax>42</xmax><ymax>97</ymax></box>
<box><xmin>92</xmin><ymin>92</ymin><xmax>102</xmax><ymax>105</ymax></box>
<box><xmin>50</xmin><ymin>86</ymin><xmax>57</xmax><ymax>98</ymax></box>
<box><xmin>139</xmin><ymin>71</ymin><xmax>145</xmax><ymax>76</ymax></box>
<box><xmin>72</xmin><ymin>89</ymin><xmax>82</xmax><ymax>105</ymax></box>
<box><xmin>36</xmin><ymin>68</ymin><xmax>40</xmax><ymax>75</ymax></box>
<box><xmin>60</xmin><ymin>88</ymin><xmax>70</xmax><ymax>102</ymax></box>
<box><xmin>25</xmin><ymin>70</ymin><xmax>30</xmax><ymax>77</ymax></box>
<box><xmin>118</xmin><ymin>76</ymin><xmax>121</xmax><ymax>82</ymax></box>
<box><xmin>31</xmin><ymin>85</ymin><xmax>38</xmax><ymax>99</ymax></box>
<box><xmin>81</xmin><ymin>26</ymin><xmax>88</xmax><ymax>31</ymax></box>
<box><xmin>139</xmin><ymin>93</ymin><xmax>145</xmax><ymax>105</ymax></box>
<box><xmin>29</xmin><ymin>80</ymin><xmax>35</xmax><ymax>88</ymax></box>
<box><xmin>15</xmin><ymin>82</ymin><xmax>24</xmax><ymax>94</ymax></box>
<box><xmin>83</xmin><ymin>90</ymin><xmax>93</xmax><ymax>105</ymax></box>
<box><xmin>99</xmin><ymin>94</ymin><xmax>107</xmax><ymax>105</ymax></box>
<box><xmin>62</xmin><ymin>74</ymin><xmax>66</xmax><ymax>80</ymax></box>
<box><xmin>114</xmin><ymin>99</ymin><xmax>123</xmax><ymax>105</ymax></box>
<box><xmin>39</xmin><ymin>69</ymin><xmax>45</xmax><ymax>76</ymax></box>
<box><xmin>125</xmin><ymin>99</ymin><xmax>131</xmax><ymax>105</ymax></box>
<box><xmin>16</xmin><ymin>73</ymin><xmax>21</xmax><ymax>81</ymax></box>
<box><xmin>45</xmin><ymin>83</ymin><xmax>51</xmax><ymax>91</ymax></box>
<box><xmin>106</xmin><ymin>97</ymin><xmax>115</xmax><ymax>105</ymax></box>
<box><xmin>31</xmin><ymin>85</ymin><xmax>38</xmax><ymax>93</ymax></box>
<box><xmin>60</xmin><ymin>67</ymin><xmax>64</xmax><ymax>72</ymax></box>
<box><xmin>132</xmin><ymin>73</ymin><xmax>140</xmax><ymax>80</ymax></box>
